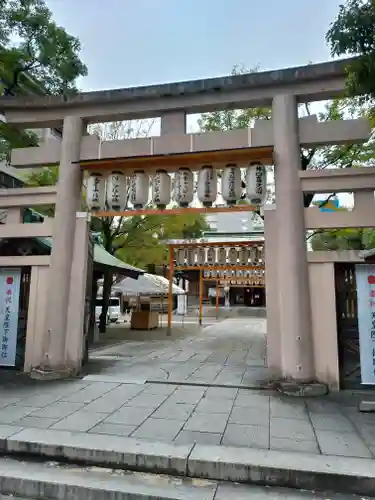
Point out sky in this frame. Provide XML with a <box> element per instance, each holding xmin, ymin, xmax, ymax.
<box><xmin>45</xmin><ymin>0</ymin><xmax>343</xmax><ymax>92</ymax></box>
<box><xmin>44</xmin><ymin>0</ymin><xmax>351</xmax><ymax>213</ymax></box>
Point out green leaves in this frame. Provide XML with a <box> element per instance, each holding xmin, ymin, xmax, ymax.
<box><xmin>113</xmin><ymin>213</ymin><xmax>209</xmax><ymax>269</ymax></box>
<box><xmin>326</xmin><ymin>0</ymin><xmax>375</xmax><ymax>103</ymax></box>
<box><xmin>311</xmin><ymin>227</ymin><xmax>375</xmax><ymax>251</ymax></box>
<box><xmin>0</xmin><ymin>0</ymin><xmax>87</xmax><ymax>95</ymax></box>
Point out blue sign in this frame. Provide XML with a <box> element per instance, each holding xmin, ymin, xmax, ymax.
<box><xmin>0</xmin><ymin>269</ymin><xmax>21</xmax><ymax>367</ymax></box>
<box><xmin>314</xmin><ymin>198</ymin><xmax>340</xmax><ymax>212</ymax></box>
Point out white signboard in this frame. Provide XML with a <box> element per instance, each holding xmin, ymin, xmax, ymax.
<box><xmin>0</xmin><ymin>269</ymin><xmax>21</xmax><ymax>367</ymax></box>
<box><xmin>355</xmin><ymin>265</ymin><xmax>375</xmax><ymax>385</ymax></box>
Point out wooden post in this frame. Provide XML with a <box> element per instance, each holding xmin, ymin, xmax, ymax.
<box><xmin>199</xmin><ymin>270</ymin><xmax>203</xmax><ymax>326</ymax></box>
<box><xmin>215</xmin><ymin>280</ymin><xmax>219</xmax><ymax>318</ymax></box>
<box><xmin>167</xmin><ymin>245</ymin><xmax>174</xmax><ymax>335</ymax></box>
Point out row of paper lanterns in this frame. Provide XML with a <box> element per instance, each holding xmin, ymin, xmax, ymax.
<box><xmin>175</xmin><ymin>245</ymin><xmax>264</xmax><ymax>267</ymax></box>
<box><xmin>86</xmin><ymin>163</ymin><xmax>267</xmax><ymax>211</ymax></box>
<box><xmin>203</xmin><ymin>269</ymin><xmax>265</xmax><ymax>278</ymax></box>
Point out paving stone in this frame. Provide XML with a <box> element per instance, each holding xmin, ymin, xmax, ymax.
<box><xmin>29</xmin><ymin>402</ymin><xmax>84</xmax><ymax>419</ymax></box>
<box><xmin>195</xmin><ymin>398</ymin><xmax>234</xmax><ymax>414</ymax></box>
<box><xmin>184</xmin><ymin>412</ymin><xmax>228</xmax><ymax>434</ymax></box>
<box><xmin>168</xmin><ymin>390</ymin><xmax>205</xmax><ymax>405</ymax></box>
<box><xmin>229</xmin><ymin>406</ymin><xmax>269</xmax><ymax>426</ymax></box>
<box><xmin>14</xmin><ymin>417</ymin><xmax>60</xmax><ymax>429</ymax></box>
<box><xmin>104</xmin><ymin>406</ymin><xmax>155</xmax><ymax>426</ymax></box>
<box><xmin>0</xmin><ymin>424</ymin><xmax>24</xmax><ymax>440</ymax></box>
<box><xmin>310</xmin><ymin>413</ymin><xmax>355</xmax><ymax>432</ymax></box>
<box><xmin>270</xmin><ymin>417</ymin><xmax>315</xmax><ymax>440</ymax></box>
<box><xmin>152</xmin><ymin>403</ymin><xmax>195</xmax><ymax>421</ymax></box>
<box><xmin>270</xmin><ymin>436</ymin><xmax>319</xmax><ymax>454</ymax></box>
<box><xmin>0</xmin><ymin>398</ymin><xmax>24</xmax><ymax>410</ymax></box>
<box><xmin>222</xmin><ymin>423</ymin><xmax>269</xmax><ymax>449</ymax></box>
<box><xmin>345</xmin><ymin>410</ymin><xmax>375</xmax><ymax>426</ymax></box>
<box><xmin>356</xmin><ymin>424</ymin><xmax>375</xmax><ymax>445</ymax></box>
<box><xmin>270</xmin><ymin>399</ymin><xmax>307</xmax><ymax>419</ymax></box>
<box><xmin>51</xmin><ymin>411</ymin><xmax>106</xmax><ymax>432</ymax></box>
<box><xmin>82</xmin><ymin>385</ymin><xmax>145</xmax><ymax>414</ymax></box>
<box><xmin>131</xmin><ymin>417</ymin><xmax>184</xmax><ymax>441</ymax></box>
<box><xmin>174</xmin><ymin>430</ymin><xmax>222</xmax><ymax>445</ymax></box>
<box><xmin>315</xmin><ymin>429</ymin><xmax>372</xmax><ymax>458</ymax></box>
<box><xmin>12</xmin><ymin>393</ymin><xmax>62</xmax><ymax>408</ymax></box>
<box><xmin>88</xmin><ymin>423</ymin><xmax>138</xmax><ymax>436</ymax></box>
<box><xmin>204</xmin><ymin>387</ymin><xmax>238</xmax><ymax>400</ymax></box>
<box><xmin>62</xmin><ymin>382</ymin><xmax>120</xmax><ymax>404</ymax></box>
<box><xmin>140</xmin><ymin>384</ymin><xmax>177</xmax><ymax>396</ymax></box>
<box><xmin>129</xmin><ymin>393</ymin><xmax>169</xmax><ymax>408</ymax></box>
<box><xmin>305</xmin><ymin>400</ymin><xmax>341</xmax><ymax>415</ymax></box>
<box><xmin>235</xmin><ymin>392</ymin><xmax>270</xmax><ymax>408</ymax></box>
<box><xmin>0</xmin><ymin>406</ymin><xmax>38</xmax><ymax>424</ymax></box>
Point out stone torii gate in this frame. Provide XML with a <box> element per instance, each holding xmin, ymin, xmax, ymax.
<box><xmin>0</xmin><ymin>57</ymin><xmax>372</xmax><ymax>386</ymax></box>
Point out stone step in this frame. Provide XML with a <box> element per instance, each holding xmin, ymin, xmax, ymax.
<box><xmin>1</xmin><ymin>428</ymin><xmax>375</xmax><ymax>497</ymax></box>
<box><xmin>0</xmin><ymin>458</ymin><xmax>372</xmax><ymax>500</ymax></box>
<box><xmin>0</xmin><ymin>457</ymin><xmax>216</xmax><ymax>500</ymax></box>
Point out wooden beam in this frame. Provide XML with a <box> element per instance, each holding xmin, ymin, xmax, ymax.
<box><xmin>80</xmin><ymin>146</ymin><xmax>274</xmax><ymax>174</ymax></box>
<box><xmin>203</xmin><ymin>275</ymin><xmax>265</xmax><ymax>281</ymax></box>
<box><xmin>169</xmin><ymin>240</ymin><xmax>264</xmax><ymax>248</ymax></box>
<box><xmin>95</xmin><ymin>204</ymin><xmax>259</xmax><ymax>218</ymax></box>
<box><xmin>175</xmin><ymin>265</ymin><xmax>264</xmax><ymax>271</ymax></box>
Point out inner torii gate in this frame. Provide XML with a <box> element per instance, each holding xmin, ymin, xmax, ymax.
<box><xmin>0</xmin><ymin>57</ymin><xmax>372</xmax><ymax>389</ymax></box>
<box><xmin>166</xmin><ymin>240</ymin><xmax>265</xmax><ymax>328</ymax></box>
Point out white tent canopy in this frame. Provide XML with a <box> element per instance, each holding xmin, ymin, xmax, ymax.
<box><xmin>113</xmin><ymin>273</ymin><xmax>186</xmax><ymax>297</ymax></box>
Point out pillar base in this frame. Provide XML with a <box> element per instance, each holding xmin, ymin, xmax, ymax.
<box><xmin>273</xmin><ymin>379</ymin><xmax>328</xmax><ymax>397</ymax></box>
<box><xmin>29</xmin><ymin>366</ymin><xmax>74</xmax><ymax>381</ymax></box>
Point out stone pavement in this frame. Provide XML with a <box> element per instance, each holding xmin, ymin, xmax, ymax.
<box><xmin>0</xmin><ymin>378</ymin><xmax>374</xmax><ymax>459</ymax></box>
<box><xmin>87</xmin><ymin>318</ymin><xmax>268</xmax><ymax>387</ymax></box>
<box><xmin>0</xmin><ymin>318</ymin><xmax>373</xmax><ymax>467</ymax></box>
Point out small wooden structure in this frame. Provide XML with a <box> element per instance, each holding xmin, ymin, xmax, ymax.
<box><xmin>112</xmin><ymin>273</ymin><xmax>185</xmax><ymax>330</ymax></box>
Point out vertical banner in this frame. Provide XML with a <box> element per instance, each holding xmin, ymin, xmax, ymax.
<box><xmin>0</xmin><ymin>269</ymin><xmax>21</xmax><ymax>367</ymax></box>
<box><xmin>355</xmin><ymin>265</ymin><xmax>375</xmax><ymax>385</ymax></box>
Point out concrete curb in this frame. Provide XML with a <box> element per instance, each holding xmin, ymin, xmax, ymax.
<box><xmin>2</xmin><ymin>428</ymin><xmax>375</xmax><ymax>497</ymax></box>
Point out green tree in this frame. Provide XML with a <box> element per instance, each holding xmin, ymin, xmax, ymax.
<box><xmin>0</xmin><ymin>0</ymin><xmax>87</xmax><ymax>160</ymax></box>
<box><xmin>310</xmin><ymin>227</ymin><xmax>375</xmax><ymax>251</ymax></box>
<box><xmin>115</xmin><ymin>213</ymin><xmax>209</xmax><ymax>270</ymax></box>
<box><xmin>326</xmin><ymin>0</ymin><xmax>375</xmax><ymax>106</ymax></box>
<box><xmin>0</xmin><ymin>0</ymin><xmax>87</xmax><ymax>95</ymax></box>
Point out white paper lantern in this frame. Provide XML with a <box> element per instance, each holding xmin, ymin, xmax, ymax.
<box><xmin>186</xmin><ymin>248</ymin><xmax>197</xmax><ymax>266</ymax></box>
<box><xmin>106</xmin><ymin>171</ymin><xmax>126</xmax><ymax>211</ymax></box>
<box><xmin>207</xmin><ymin>248</ymin><xmax>215</xmax><ymax>264</ymax></box>
<box><xmin>246</xmin><ymin>164</ymin><xmax>267</xmax><ymax>205</ymax></box>
<box><xmin>217</xmin><ymin>247</ymin><xmax>226</xmax><ymax>265</ymax></box>
<box><xmin>197</xmin><ymin>165</ymin><xmax>217</xmax><ymax>207</ymax></box>
<box><xmin>130</xmin><ymin>170</ymin><xmax>149</xmax><ymax>209</ymax></box>
<box><xmin>239</xmin><ymin>247</ymin><xmax>249</xmax><ymax>265</ymax></box>
<box><xmin>228</xmin><ymin>247</ymin><xmax>238</xmax><ymax>265</ymax></box>
<box><xmin>87</xmin><ymin>173</ymin><xmax>106</xmax><ymax>211</ymax></box>
<box><xmin>174</xmin><ymin>168</ymin><xmax>194</xmax><ymax>207</ymax></box>
<box><xmin>221</xmin><ymin>164</ymin><xmax>242</xmax><ymax>205</ymax></box>
<box><xmin>175</xmin><ymin>248</ymin><xmax>183</xmax><ymax>266</ymax></box>
<box><xmin>197</xmin><ymin>248</ymin><xmax>205</xmax><ymax>265</ymax></box>
<box><xmin>152</xmin><ymin>169</ymin><xmax>171</xmax><ymax>208</ymax></box>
